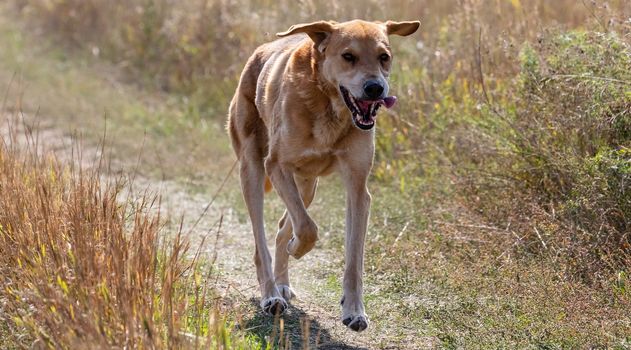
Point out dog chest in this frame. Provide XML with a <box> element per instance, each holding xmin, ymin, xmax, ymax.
<box><xmin>289</xmin><ymin>147</ymin><xmax>341</xmax><ymax>177</ymax></box>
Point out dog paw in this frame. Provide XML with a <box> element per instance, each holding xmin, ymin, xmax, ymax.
<box><xmin>260</xmin><ymin>297</ymin><xmax>287</xmax><ymax>316</ymax></box>
<box><xmin>287</xmin><ymin>235</ymin><xmax>317</xmax><ymax>259</ymax></box>
<box><xmin>342</xmin><ymin>314</ymin><xmax>369</xmax><ymax>332</ymax></box>
<box><xmin>277</xmin><ymin>284</ymin><xmax>296</xmax><ymax>301</ymax></box>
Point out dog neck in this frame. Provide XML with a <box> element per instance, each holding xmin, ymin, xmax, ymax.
<box><xmin>312</xmin><ymin>48</ymin><xmax>344</xmax><ymax>108</ymax></box>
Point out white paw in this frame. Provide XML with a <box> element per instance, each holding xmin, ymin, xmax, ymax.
<box><xmin>277</xmin><ymin>284</ymin><xmax>296</xmax><ymax>301</ymax></box>
<box><xmin>260</xmin><ymin>296</ymin><xmax>287</xmax><ymax>316</ymax></box>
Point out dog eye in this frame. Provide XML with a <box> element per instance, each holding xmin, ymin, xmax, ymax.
<box><xmin>379</xmin><ymin>53</ymin><xmax>390</xmax><ymax>62</ymax></box>
<box><xmin>342</xmin><ymin>53</ymin><xmax>356</xmax><ymax>63</ymax></box>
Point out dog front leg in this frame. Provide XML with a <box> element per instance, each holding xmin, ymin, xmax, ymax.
<box><xmin>337</xmin><ymin>150</ymin><xmax>372</xmax><ymax>332</ymax></box>
<box><xmin>340</xmin><ymin>180</ymin><xmax>371</xmax><ymax>332</ymax></box>
<box><xmin>265</xmin><ymin>156</ymin><xmax>318</xmax><ymax>259</ymax></box>
<box><xmin>274</xmin><ymin>177</ymin><xmax>318</xmax><ymax>301</ymax></box>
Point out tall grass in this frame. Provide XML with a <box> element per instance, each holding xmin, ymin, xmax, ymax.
<box><xmin>0</xmin><ymin>117</ymin><xmax>257</xmax><ymax>348</ymax></box>
<box><xmin>7</xmin><ymin>0</ymin><xmax>631</xmax><ymax>278</ymax></box>
<box><xmin>11</xmin><ymin>1</ymin><xmax>627</xmax><ymax>110</ymax></box>
<box><xmin>455</xmin><ymin>31</ymin><xmax>631</xmax><ymax>276</ymax></box>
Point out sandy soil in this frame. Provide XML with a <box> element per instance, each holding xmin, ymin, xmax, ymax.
<box><xmin>1</xmin><ymin>112</ymin><xmax>434</xmax><ymax>349</ymax></box>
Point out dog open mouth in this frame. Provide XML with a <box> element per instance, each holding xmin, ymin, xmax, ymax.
<box><xmin>339</xmin><ymin>86</ymin><xmax>396</xmax><ymax>130</ymax></box>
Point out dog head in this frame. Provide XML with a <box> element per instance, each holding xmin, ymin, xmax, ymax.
<box><xmin>277</xmin><ymin>20</ymin><xmax>420</xmax><ymax>130</ymax></box>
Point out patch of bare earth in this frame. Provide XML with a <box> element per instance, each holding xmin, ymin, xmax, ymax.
<box><xmin>123</xmin><ymin>172</ymin><xmax>437</xmax><ymax>349</ymax></box>
<box><xmin>1</xmin><ymin>112</ymin><xmax>434</xmax><ymax>349</ymax></box>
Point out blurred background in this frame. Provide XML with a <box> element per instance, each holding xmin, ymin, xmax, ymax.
<box><xmin>1</xmin><ymin>0</ymin><xmax>630</xmax><ymax>348</ymax></box>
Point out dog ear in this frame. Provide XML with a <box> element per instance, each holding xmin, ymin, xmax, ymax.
<box><xmin>277</xmin><ymin>21</ymin><xmax>336</xmax><ymax>52</ymax></box>
<box><xmin>385</xmin><ymin>20</ymin><xmax>420</xmax><ymax>36</ymax></box>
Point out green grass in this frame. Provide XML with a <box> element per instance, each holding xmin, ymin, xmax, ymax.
<box><xmin>0</xmin><ymin>117</ymin><xmax>262</xmax><ymax>350</ymax></box>
<box><xmin>0</xmin><ymin>11</ymin><xmax>234</xmax><ymax>184</ymax></box>
<box><xmin>0</xmin><ymin>12</ymin><xmax>261</xmax><ymax>350</ymax></box>
<box><xmin>2</xmin><ymin>1</ymin><xmax>631</xmax><ymax>348</ymax></box>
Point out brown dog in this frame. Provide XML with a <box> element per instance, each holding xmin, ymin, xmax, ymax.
<box><xmin>227</xmin><ymin>19</ymin><xmax>419</xmax><ymax>332</ymax></box>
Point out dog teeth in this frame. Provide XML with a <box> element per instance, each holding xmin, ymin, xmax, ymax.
<box><xmin>351</xmin><ymin>97</ymin><xmax>361</xmax><ymax>115</ymax></box>
<box><xmin>368</xmin><ymin>103</ymin><xmax>377</xmax><ymax>117</ymax></box>
<box><xmin>340</xmin><ymin>86</ymin><xmax>377</xmax><ymax>128</ymax></box>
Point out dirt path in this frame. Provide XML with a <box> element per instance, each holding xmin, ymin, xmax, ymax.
<box><xmin>133</xmin><ymin>174</ymin><xmax>430</xmax><ymax>349</ymax></box>
<box><xmin>2</xmin><ymin>113</ymin><xmax>431</xmax><ymax>349</ymax></box>
<box><xmin>0</xmin><ymin>12</ymin><xmax>431</xmax><ymax>347</ymax></box>
<box><xmin>0</xmin><ymin>14</ymin><xmax>433</xmax><ymax>347</ymax></box>
<box><xmin>5</xmin><ymin>5</ymin><xmax>631</xmax><ymax>346</ymax></box>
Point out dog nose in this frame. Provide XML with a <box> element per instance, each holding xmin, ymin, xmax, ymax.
<box><xmin>363</xmin><ymin>80</ymin><xmax>384</xmax><ymax>100</ymax></box>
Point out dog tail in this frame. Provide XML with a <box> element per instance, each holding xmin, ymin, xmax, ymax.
<box><xmin>264</xmin><ymin>176</ymin><xmax>273</xmax><ymax>193</ymax></box>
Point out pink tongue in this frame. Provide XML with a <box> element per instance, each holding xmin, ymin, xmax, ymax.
<box><xmin>383</xmin><ymin>96</ymin><xmax>397</xmax><ymax>108</ymax></box>
<box><xmin>357</xmin><ymin>96</ymin><xmax>397</xmax><ymax>113</ymax></box>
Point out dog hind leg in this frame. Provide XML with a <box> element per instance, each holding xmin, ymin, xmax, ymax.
<box><xmin>239</xmin><ymin>139</ymin><xmax>287</xmax><ymax>315</ymax></box>
<box><xmin>231</xmin><ymin>88</ymin><xmax>286</xmax><ymax>315</ymax></box>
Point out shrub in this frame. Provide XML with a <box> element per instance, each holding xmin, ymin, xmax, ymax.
<box><xmin>564</xmin><ymin>147</ymin><xmax>630</xmax><ymax>270</ymax></box>
<box><xmin>448</xmin><ymin>30</ymin><xmax>630</xmax><ymax>275</ymax></box>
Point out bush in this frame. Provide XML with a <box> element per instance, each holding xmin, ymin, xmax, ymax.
<box><xmin>448</xmin><ymin>30</ymin><xmax>630</xmax><ymax>275</ymax></box>
<box><xmin>564</xmin><ymin>147</ymin><xmax>630</xmax><ymax>270</ymax></box>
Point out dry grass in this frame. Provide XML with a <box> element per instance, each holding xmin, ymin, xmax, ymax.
<box><xmin>0</xmin><ymin>116</ymin><xmax>257</xmax><ymax>348</ymax></box>
<box><xmin>3</xmin><ymin>0</ymin><xmax>631</xmax><ymax>347</ymax></box>
<box><xmin>423</xmin><ymin>28</ymin><xmax>631</xmax><ymax>280</ymax></box>
<box><xmin>11</xmin><ymin>0</ymin><xmax>628</xmax><ymax>106</ymax></box>
<box><xmin>9</xmin><ymin>2</ymin><xmax>629</xmax><ymax>277</ymax></box>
